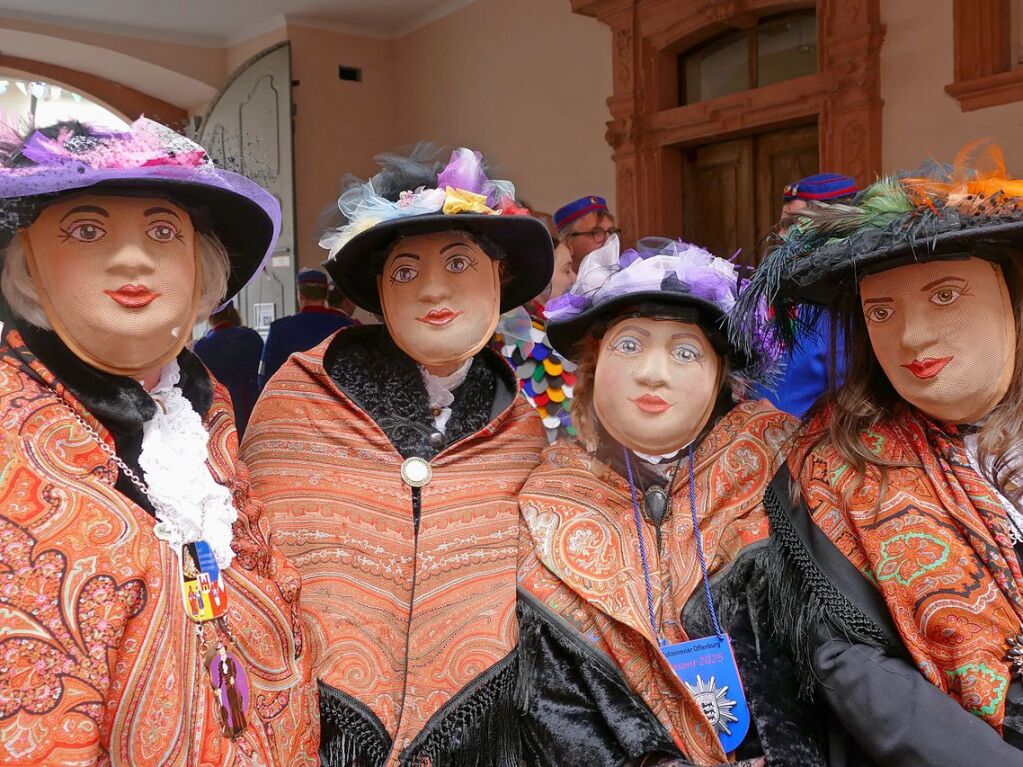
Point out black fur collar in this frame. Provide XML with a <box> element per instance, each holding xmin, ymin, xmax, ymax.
<box><xmin>323</xmin><ymin>325</ymin><xmax>508</xmax><ymax>460</ymax></box>
<box><xmin>16</xmin><ymin>322</ymin><xmax>214</xmax><ymax>515</ymax></box>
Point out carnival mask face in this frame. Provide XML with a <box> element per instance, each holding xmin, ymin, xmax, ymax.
<box><xmin>860</xmin><ymin>257</ymin><xmax>1015</xmax><ymax>423</ymax></box>
<box><xmin>378</xmin><ymin>230</ymin><xmax>501</xmax><ymax>372</ymax></box>
<box><xmin>21</xmin><ymin>194</ymin><xmax>199</xmax><ymax>377</ymax></box>
<box><xmin>593</xmin><ymin>316</ymin><xmax>722</xmax><ymax>455</ymax></box>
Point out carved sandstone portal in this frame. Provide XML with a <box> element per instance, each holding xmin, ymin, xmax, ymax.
<box><xmin>571</xmin><ymin>0</ymin><xmax>884</xmax><ymax>249</ymax></box>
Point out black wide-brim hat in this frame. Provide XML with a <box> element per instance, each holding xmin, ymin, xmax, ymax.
<box><xmin>0</xmin><ymin>120</ymin><xmax>280</xmax><ymax>300</ymax></box>
<box><xmin>730</xmin><ymin>156</ymin><xmax>1023</xmax><ymax>357</ymax></box>
<box><xmin>777</xmin><ymin>214</ymin><xmax>1023</xmax><ymax>306</ymax></box>
<box><xmin>323</xmin><ymin>212</ymin><xmax>554</xmax><ymax>315</ymax></box>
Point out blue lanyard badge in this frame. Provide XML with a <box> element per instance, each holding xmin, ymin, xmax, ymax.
<box><xmin>661</xmin><ymin>633</ymin><xmax>750</xmax><ymax>752</ymax></box>
<box><xmin>624</xmin><ymin>447</ymin><xmax>751</xmax><ymax>753</ymax></box>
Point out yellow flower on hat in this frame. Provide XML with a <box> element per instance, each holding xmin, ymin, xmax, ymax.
<box><xmin>442</xmin><ymin>186</ymin><xmax>495</xmax><ymax>215</ymax></box>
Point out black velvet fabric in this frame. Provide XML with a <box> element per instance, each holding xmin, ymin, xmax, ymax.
<box><xmin>323</xmin><ymin>325</ymin><xmax>502</xmax><ymax>459</ymax></box>
<box><xmin>682</xmin><ymin>545</ymin><xmax>828</xmax><ymax>766</ymax></box>
<box><xmin>517</xmin><ymin>590</ymin><xmax>692</xmax><ymax>767</ymax></box>
<box><xmin>13</xmin><ymin>322</ymin><xmax>214</xmax><ymax>515</ymax></box>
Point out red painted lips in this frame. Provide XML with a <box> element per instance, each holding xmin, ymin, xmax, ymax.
<box><xmin>631</xmin><ymin>394</ymin><xmax>672</xmax><ymax>414</ymax></box>
<box><xmin>417</xmin><ymin>308</ymin><xmax>463</xmax><ymax>327</ymax></box>
<box><xmin>104</xmin><ymin>284</ymin><xmax>161</xmax><ymax>308</ymax></box>
<box><xmin>902</xmin><ymin>357</ymin><xmax>953</xmax><ymax>379</ymax></box>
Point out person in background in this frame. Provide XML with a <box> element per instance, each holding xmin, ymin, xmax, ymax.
<box><xmin>326</xmin><ymin>279</ymin><xmax>360</xmax><ymax>324</ymax></box>
<box><xmin>753</xmin><ymin>172</ymin><xmax>857</xmax><ymax>416</ymax></box>
<box><xmin>554</xmin><ymin>194</ymin><xmax>619</xmax><ymax>270</ymax></box>
<box><xmin>194</xmin><ymin>301</ymin><xmax>264</xmax><ymax>436</ymax></box>
<box><xmin>258</xmin><ymin>267</ymin><xmax>353</xmax><ymax>387</ymax></box>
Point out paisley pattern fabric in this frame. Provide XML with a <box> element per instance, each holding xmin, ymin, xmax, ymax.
<box><xmin>0</xmin><ymin>330</ymin><xmax>317</xmax><ymax>766</ymax></box>
<box><xmin>518</xmin><ymin>399</ymin><xmax>796</xmax><ymax>765</ymax></box>
<box><xmin>792</xmin><ymin>403</ymin><xmax>1023</xmax><ymax>730</ymax></box>
<box><xmin>241</xmin><ymin>332</ymin><xmax>544</xmax><ymax>765</ymax></box>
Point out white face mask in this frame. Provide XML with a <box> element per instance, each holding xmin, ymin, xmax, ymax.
<box><xmin>593</xmin><ymin>316</ymin><xmax>722</xmax><ymax>455</ymax></box>
<box><xmin>860</xmin><ymin>257</ymin><xmax>1016</xmax><ymax>423</ymax></box>
<box><xmin>378</xmin><ymin>231</ymin><xmax>501</xmax><ymax>371</ymax></box>
<box><xmin>22</xmin><ymin>194</ymin><xmax>199</xmax><ymax>376</ymax></box>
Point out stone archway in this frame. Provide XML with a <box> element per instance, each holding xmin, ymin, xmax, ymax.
<box><xmin>571</xmin><ymin>0</ymin><xmax>884</xmax><ymax>246</ymax></box>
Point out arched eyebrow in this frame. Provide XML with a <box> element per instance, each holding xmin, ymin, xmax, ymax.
<box><xmin>862</xmin><ymin>297</ymin><xmax>892</xmax><ymax>305</ymax></box>
<box><xmin>613</xmin><ymin>324</ymin><xmax>651</xmax><ymax>337</ymax></box>
<box><xmin>143</xmin><ymin>206</ymin><xmax>182</xmax><ymax>220</ymax></box>
<box><xmin>920</xmin><ymin>276</ymin><xmax>966</xmax><ymax>291</ymax></box>
<box><xmin>390</xmin><ymin>253</ymin><xmax>420</xmax><ymax>261</ymax></box>
<box><xmin>59</xmin><ymin>205</ymin><xmax>108</xmax><ymax>222</ymax></box>
<box><xmin>440</xmin><ymin>241</ymin><xmax>474</xmax><ymax>254</ymax></box>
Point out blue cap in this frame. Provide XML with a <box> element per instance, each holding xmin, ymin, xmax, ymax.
<box><xmin>783</xmin><ymin>173</ymin><xmax>858</xmax><ymax>202</ymax></box>
<box><xmin>296</xmin><ymin>268</ymin><xmax>329</xmax><ymax>286</ymax></box>
<box><xmin>554</xmin><ymin>195</ymin><xmax>610</xmax><ymax>231</ymax></box>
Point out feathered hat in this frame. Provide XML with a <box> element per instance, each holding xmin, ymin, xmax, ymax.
<box><xmin>319</xmin><ymin>146</ymin><xmax>553</xmax><ymax>314</ymax></box>
<box><xmin>733</xmin><ymin>141</ymin><xmax>1023</xmax><ymax>352</ymax></box>
<box><xmin>544</xmin><ymin>235</ymin><xmax>778</xmax><ymax>387</ymax></box>
<box><xmin>0</xmin><ymin>117</ymin><xmax>281</xmax><ymax>299</ymax></box>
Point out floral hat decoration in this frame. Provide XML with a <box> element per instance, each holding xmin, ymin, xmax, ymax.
<box><xmin>0</xmin><ymin>117</ymin><xmax>281</xmax><ymax>299</ymax></box>
<box><xmin>545</xmin><ymin>234</ymin><xmax>778</xmax><ymax>388</ymax></box>
<box><xmin>319</xmin><ymin>145</ymin><xmax>553</xmax><ymax>314</ymax></box>
<box><xmin>733</xmin><ymin>140</ymin><xmax>1023</xmax><ymax>355</ymax></box>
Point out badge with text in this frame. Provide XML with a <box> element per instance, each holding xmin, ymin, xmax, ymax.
<box><xmin>206</xmin><ymin>642</ymin><xmax>250</xmax><ymax>738</ymax></box>
<box><xmin>662</xmin><ymin>633</ymin><xmax>750</xmax><ymax>753</ymax></box>
<box><xmin>180</xmin><ymin>540</ymin><xmax>227</xmax><ymax>623</ymax></box>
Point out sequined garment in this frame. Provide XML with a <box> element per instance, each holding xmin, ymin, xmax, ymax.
<box><xmin>0</xmin><ymin>330</ymin><xmax>318</xmax><ymax>766</ymax></box>
<box><xmin>495</xmin><ymin>303</ymin><xmax>576</xmax><ymax>443</ymax></box>
<box><xmin>241</xmin><ymin>328</ymin><xmax>545</xmax><ymax>766</ymax></box>
<box><xmin>519</xmin><ymin>400</ymin><xmax>796</xmax><ymax>765</ymax></box>
<box><xmin>792</xmin><ymin>404</ymin><xmax>1023</xmax><ymax>731</ymax></box>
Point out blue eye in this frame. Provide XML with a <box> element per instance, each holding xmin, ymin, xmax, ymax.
<box><xmin>445</xmin><ymin>255</ymin><xmax>473</xmax><ymax>273</ymax></box>
<box><xmin>672</xmin><ymin>345</ymin><xmax>700</xmax><ymax>363</ymax></box>
<box><xmin>611</xmin><ymin>336</ymin><xmax>641</xmax><ymax>354</ymax></box>
<box><xmin>391</xmin><ymin>265</ymin><xmax>418</xmax><ymax>283</ymax></box>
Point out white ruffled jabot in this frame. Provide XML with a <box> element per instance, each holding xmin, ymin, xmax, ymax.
<box><xmin>139</xmin><ymin>360</ymin><xmax>238</xmax><ymax>568</ymax></box>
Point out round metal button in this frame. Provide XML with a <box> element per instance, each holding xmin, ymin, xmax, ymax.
<box><xmin>428</xmin><ymin>431</ymin><xmax>446</xmax><ymax>449</ymax></box>
<box><xmin>401</xmin><ymin>457</ymin><xmax>432</xmax><ymax>488</ymax></box>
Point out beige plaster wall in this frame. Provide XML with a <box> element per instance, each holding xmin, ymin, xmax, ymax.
<box><xmin>287</xmin><ymin>23</ymin><xmax>400</xmax><ymax>267</ymax></box>
<box><xmin>392</xmin><ymin>0</ymin><xmax>615</xmax><ymax>216</ymax></box>
<box><xmin>881</xmin><ymin>0</ymin><xmax>1023</xmax><ymax>174</ymax></box>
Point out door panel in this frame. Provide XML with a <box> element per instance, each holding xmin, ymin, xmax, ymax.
<box><xmin>681</xmin><ymin>122</ymin><xmax>818</xmax><ymax>267</ymax></box>
<box><xmin>682</xmin><ymin>137</ymin><xmax>755</xmax><ymax>264</ymax></box>
<box><xmin>197</xmin><ymin>43</ymin><xmax>295</xmax><ymax>338</ymax></box>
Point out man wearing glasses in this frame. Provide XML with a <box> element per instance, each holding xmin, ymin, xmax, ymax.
<box><xmin>554</xmin><ymin>195</ymin><xmax>619</xmax><ymax>269</ymax></box>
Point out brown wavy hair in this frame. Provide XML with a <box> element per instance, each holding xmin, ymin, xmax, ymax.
<box><xmin>801</xmin><ymin>253</ymin><xmax>1023</xmax><ymax>504</ymax></box>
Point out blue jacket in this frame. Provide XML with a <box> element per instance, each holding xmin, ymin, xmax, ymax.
<box><xmin>194</xmin><ymin>324</ymin><xmax>264</xmax><ymax>436</ymax></box>
<box><xmin>754</xmin><ymin>313</ymin><xmax>844</xmax><ymax>418</ymax></box>
<box><xmin>259</xmin><ymin>306</ymin><xmax>354</xmax><ymax>388</ymax></box>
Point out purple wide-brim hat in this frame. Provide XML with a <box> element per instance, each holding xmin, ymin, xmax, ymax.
<box><xmin>0</xmin><ymin>119</ymin><xmax>281</xmax><ymax>299</ymax></box>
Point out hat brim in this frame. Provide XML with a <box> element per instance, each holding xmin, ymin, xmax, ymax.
<box><xmin>322</xmin><ymin>213</ymin><xmax>554</xmax><ymax>314</ymax></box>
<box><xmin>546</xmin><ymin>290</ymin><xmax>736</xmax><ymax>363</ymax></box>
<box><xmin>785</xmin><ymin>219</ymin><xmax>1023</xmax><ymax>305</ymax></box>
<box><xmin>1</xmin><ymin>166</ymin><xmax>281</xmax><ymax>299</ymax></box>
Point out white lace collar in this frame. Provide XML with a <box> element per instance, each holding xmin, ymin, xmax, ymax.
<box><xmin>419</xmin><ymin>359</ymin><xmax>472</xmax><ymax>433</ymax></box>
<box><xmin>140</xmin><ymin>359</ymin><xmax>239</xmax><ymax>568</ymax></box>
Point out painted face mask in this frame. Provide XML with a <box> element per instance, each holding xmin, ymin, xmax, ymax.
<box><xmin>21</xmin><ymin>194</ymin><xmax>199</xmax><ymax>377</ymax></box>
<box><xmin>378</xmin><ymin>230</ymin><xmax>501</xmax><ymax>371</ymax></box>
<box><xmin>593</xmin><ymin>316</ymin><xmax>722</xmax><ymax>455</ymax></box>
<box><xmin>860</xmin><ymin>256</ymin><xmax>1015</xmax><ymax>423</ymax></box>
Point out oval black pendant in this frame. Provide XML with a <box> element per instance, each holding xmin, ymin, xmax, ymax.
<box><xmin>644</xmin><ymin>486</ymin><xmax>669</xmax><ymax>525</ymax></box>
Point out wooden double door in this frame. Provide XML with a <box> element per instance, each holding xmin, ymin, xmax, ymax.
<box><xmin>681</xmin><ymin>123</ymin><xmax>818</xmax><ymax>267</ymax></box>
